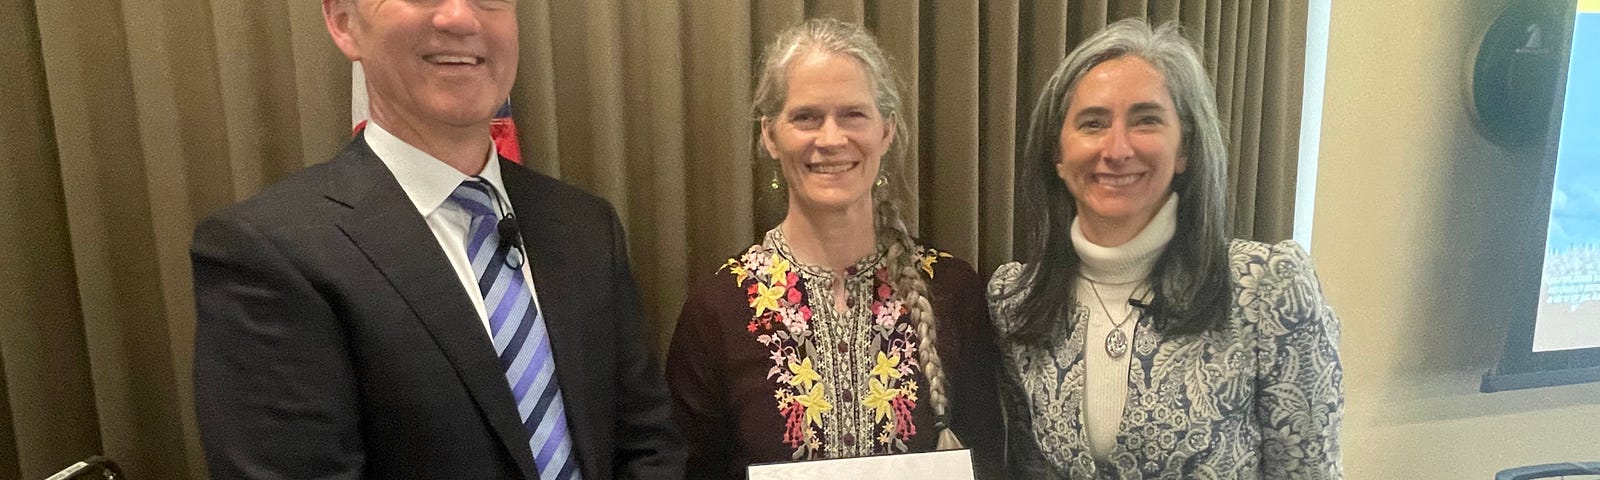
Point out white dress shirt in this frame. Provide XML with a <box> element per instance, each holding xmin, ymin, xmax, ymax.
<box><xmin>365</xmin><ymin>121</ymin><xmax>543</xmax><ymax>339</ymax></box>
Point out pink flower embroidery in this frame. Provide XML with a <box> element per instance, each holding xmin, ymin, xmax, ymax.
<box><xmin>727</xmin><ymin>244</ymin><xmax>951</xmax><ymax>457</ymax></box>
<box><xmin>891</xmin><ymin>395</ymin><xmax>917</xmax><ymax>440</ymax></box>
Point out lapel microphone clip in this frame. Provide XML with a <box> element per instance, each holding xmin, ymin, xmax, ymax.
<box><xmin>496</xmin><ymin>213</ymin><xmax>525</xmax><ymax>269</ymax></box>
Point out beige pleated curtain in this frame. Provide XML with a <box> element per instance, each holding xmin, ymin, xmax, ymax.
<box><xmin>0</xmin><ymin>0</ymin><xmax>1308</xmax><ymax>478</ymax></box>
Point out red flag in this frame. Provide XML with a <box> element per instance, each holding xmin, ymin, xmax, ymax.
<box><xmin>490</xmin><ymin>100</ymin><xmax>522</xmax><ymax>164</ymax></box>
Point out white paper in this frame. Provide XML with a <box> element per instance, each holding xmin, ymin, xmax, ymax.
<box><xmin>747</xmin><ymin>449</ymin><xmax>975</xmax><ymax>480</ymax></box>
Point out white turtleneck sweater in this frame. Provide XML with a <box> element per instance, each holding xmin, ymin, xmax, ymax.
<box><xmin>1071</xmin><ymin>193</ymin><xmax>1178</xmax><ymax>461</ymax></box>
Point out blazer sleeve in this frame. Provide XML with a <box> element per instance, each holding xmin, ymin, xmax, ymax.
<box><xmin>191</xmin><ymin>213</ymin><xmax>365</xmax><ymax>479</ymax></box>
<box><xmin>985</xmin><ymin>262</ymin><xmax>1059</xmax><ymax>480</ymax></box>
<box><xmin>1252</xmin><ymin>240</ymin><xmax>1344</xmax><ymax>479</ymax></box>
<box><xmin>602</xmin><ymin>206</ymin><xmax>689</xmax><ymax>479</ymax></box>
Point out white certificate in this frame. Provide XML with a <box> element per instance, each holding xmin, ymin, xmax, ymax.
<box><xmin>747</xmin><ymin>449</ymin><xmax>975</xmax><ymax>480</ymax></box>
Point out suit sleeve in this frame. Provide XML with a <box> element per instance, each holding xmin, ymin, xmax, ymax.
<box><xmin>191</xmin><ymin>214</ymin><xmax>365</xmax><ymax>479</ymax></box>
<box><xmin>1253</xmin><ymin>241</ymin><xmax>1344</xmax><ymax>479</ymax></box>
<box><xmin>665</xmin><ymin>279</ymin><xmax>740</xmax><ymax>479</ymax></box>
<box><xmin>985</xmin><ymin>262</ymin><xmax>1059</xmax><ymax>480</ymax></box>
<box><xmin>602</xmin><ymin>205</ymin><xmax>688</xmax><ymax>479</ymax></box>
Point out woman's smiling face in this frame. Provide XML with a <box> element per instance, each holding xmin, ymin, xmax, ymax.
<box><xmin>1057</xmin><ymin>56</ymin><xmax>1187</xmax><ymax>241</ymax></box>
<box><xmin>763</xmin><ymin>52</ymin><xmax>893</xmax><ymax>215</ymax></box>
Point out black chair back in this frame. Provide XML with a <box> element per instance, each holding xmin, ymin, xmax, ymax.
<box><xmin>1496</xmin><ymin>462</ymin><xmax>1600</xmax><ymax>480</ymax></box>
<box><xmin>42</xmin><ymin>456</ymin><xmax>124</xmax><ymax>480</ymax></box>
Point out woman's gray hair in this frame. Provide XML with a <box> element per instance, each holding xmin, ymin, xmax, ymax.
<box><xmin>752</xmin><ymin>18</ymin><xmax>909</xmax><ymax>171</ymax></box>
<box><xmin>751</xmin><ymin>18</ymin><xmax>963</xmax><ymax>448</ymax></box>
<box><xmin>1010</xmin><ymin>18</ymin><xmax>1233</xmax><ymax>343</ymax></box>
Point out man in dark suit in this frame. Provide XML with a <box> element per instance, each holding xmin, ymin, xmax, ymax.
<box><xmin>190</xmin><ymin>0</ymin><xmax>683</xmax><ymax>478</ymax></box>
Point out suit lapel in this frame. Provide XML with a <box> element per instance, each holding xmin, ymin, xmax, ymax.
<box><xmin>500</xmin><ymin>160</ymin><xmax>599</xmax><ymax>475</ymax></box>
<box><xmin>330</xmin><ymin>141</ymin><xmax>541</xmax><ymax>479</ymax></box>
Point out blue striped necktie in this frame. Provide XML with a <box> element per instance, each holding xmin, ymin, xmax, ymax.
<box><xmin>450</xmin><ymin>178</ymin><xmax>581</xmax><ymax>480</ymax></box>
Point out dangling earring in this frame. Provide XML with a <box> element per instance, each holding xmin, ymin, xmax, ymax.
<box><xmin>770</xmin><ymin>170</ymin><xmax>782</xmax><ymax>190</ymax></box>
<box><xmin>875</xmin><ymin>174</ymin><xmax>888</xmax><ymax>187</ymax></box>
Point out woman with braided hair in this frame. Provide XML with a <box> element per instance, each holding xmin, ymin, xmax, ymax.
<box><xmin>665</xmin><ymin>18</ymin><xmax>1007</xmax><ymax>479</ymax></box>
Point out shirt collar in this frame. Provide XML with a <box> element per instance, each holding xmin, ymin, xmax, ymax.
<box><xmin>365</xmin><ymin>121</ymin><xmax>507</xmax><ymax>217</ymax></box>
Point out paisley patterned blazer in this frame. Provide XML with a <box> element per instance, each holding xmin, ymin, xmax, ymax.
<box><xmin>988</xmin><ymin>240</ymin><xmax>1342</xmax><ymax>479</ymax></box>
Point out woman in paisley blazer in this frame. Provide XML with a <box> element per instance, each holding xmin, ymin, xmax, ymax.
<box><xmin>666</xmin><ymin>19</ymin><xmax>1007</xmax><ymax>479</ymax></box>
<box><xmin>988</xmin><ymin>19</ymin><xmax>1343</xmax><ymax>479</ymax></box>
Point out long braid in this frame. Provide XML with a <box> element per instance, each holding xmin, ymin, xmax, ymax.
<box><xmin>874</xmin><ymin>191</ymin><xmax>962</xmax><ymax>450</ymax></box>
<box><xmin>754</xmin><ymin>17</ymin><xmax>958</xmax><ymax>449</ymax></box>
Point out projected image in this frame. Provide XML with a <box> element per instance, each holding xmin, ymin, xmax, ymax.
<box><xmin>1533</xmin><ymin>3</ymin><xmax>1600</xmax><ymax>352</ymax></box>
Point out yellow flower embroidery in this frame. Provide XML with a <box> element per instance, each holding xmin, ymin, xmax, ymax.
<box><xmin>920</xmin><ymin>250</ymin><xmax>952</xmax><ymax>277</ymax></box>
<box><xmin>751</xmin><ymin>282</ymin><xmax>785</xmax><ymax>317</ymax></box>
<box><xmin>723</xmin><ymin>258</ymin><xmax>750</xmax><ymax>286</ymax></box>
<box><xmin>865</xmin><ymin>378</ymin><xmax>898</xmax><ymax>423</ymax></box>
<box><xmin>870</xmin><ymin>351</ymin><xmax>903</xmax><ymax>383</ymax></box>
<box><xmin>788</xmin><ymin>358</ymin><xmax>821</xmax><ymax>390</ymax></box>
<box><xmin>767</xmin><ymin>254</ymin><xmax>792</xmax><ymax>285</ymax></box>
<box><xmin>794</xmin><ymin>383</ymin><xmax>833</xmax><ymax>427</ymax></box>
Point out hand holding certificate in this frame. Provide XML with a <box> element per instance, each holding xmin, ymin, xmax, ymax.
<box><xmin>748</xmin><ymin>449</ymin><xmax>976</xmax><ymax>480</ymax></box>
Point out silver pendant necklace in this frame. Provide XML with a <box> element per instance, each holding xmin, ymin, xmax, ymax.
<box><xmin>1086</xmin><ymin>279</ymin><xmax>1144</xmax><ymax>358</ymax></box>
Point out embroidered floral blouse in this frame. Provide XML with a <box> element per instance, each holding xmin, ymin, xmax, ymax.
<box><xmin>988</xmin><ymin>239</ymin><xmax>1344</xmax><ymax>479</ymax></box>
<box><xmin>668</xmin><ymin>228</ymin><xmax>1007</xmax><ymax>479</ymax></box>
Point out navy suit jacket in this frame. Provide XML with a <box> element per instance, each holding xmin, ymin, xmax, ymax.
<box><xmin>192</xmin><ymin>136</ymin><xmax>684</xmax><ymax>479</ymax></box>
